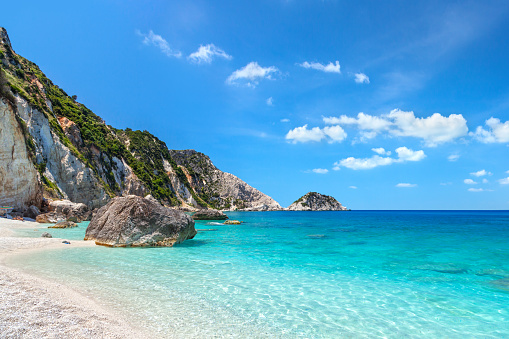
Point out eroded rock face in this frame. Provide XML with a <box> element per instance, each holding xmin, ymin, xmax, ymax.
<box><xmin>192</xmin><ymin>209</ymin><xmax>228</xmax><ymax>220</ymax></box>
<box><xmin>84</xmin><ymin>195</ymin><xmax>196</xmax><ymax>247</ymax></box>
<box><xmin>49</xmin><ymin>200</ymin><xmax>90</xmax><ymax>222</ymax></box>
<box><xmin>0</xmin><ymin>99</ymin><xmax>42</xmax><ymax>210</ymax></box>
<box><xmin>287</xmin><ymin>192</ymin><xmax>349</xmax><ymax>211</ymax></box>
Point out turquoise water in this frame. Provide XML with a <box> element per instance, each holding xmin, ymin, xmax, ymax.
<box><xmin>8</xmin><ymin>211</ymin><xmax>509</xmax><ymax>338</ymax></box>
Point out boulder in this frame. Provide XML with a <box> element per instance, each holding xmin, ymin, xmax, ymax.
<box><xmin>192</xmin><ymin>209</ymin><xmax>228</xmax><ymax>220</ymax></box>
<box><xmin>36</xmin><ymin>213</ymin><xmax>56</xmax><ymax>224</ymax></box>
<box><xmin>49</xmin><ymin>221</ymin><xmax>77</xmax><ymax>228</ymax></box>
<box><xmin>23</xmin><ymin>205</ymin><xmax>41</xmax><ymax>219</ymax></box>
<box><xmin>41</xmin><ymin>232</ymin><xmax>52</xmax><ymax>238</ymax></box>
<box><xmin>84</xmin><ymin>195</ymin><xmax>196</xmax><ymax>247</ymax></box>
<box><xmin>49</xmin><ymin>200</ymin><xmax>90</xmax><ymax>222</ymax></box>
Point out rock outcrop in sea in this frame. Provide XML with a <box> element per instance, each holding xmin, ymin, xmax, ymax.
<box><xmin>287</xmin><ymin>192</ymin><xmax>348</xmax><ymax>211</ymax></box>
<box><xmin>192</xmin><ymin>209</ymin><xmax>228</xmax><ymax>220</ymax></box>
<box><xmin>84</xmin><ymin>195</ymin><xmax>197</xmax><ymax>247</ymax></box>
<box><xmin>0</xmin><ymin>27</ymin><xmax>281</xmax><ymax>212</ymax></box>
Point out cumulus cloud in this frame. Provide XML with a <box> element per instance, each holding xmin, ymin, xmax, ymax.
<box><xmin>396</xmin><ymin>183</ymin><xmax>417</xmax><ymax>188</ymax></box>
<box><xmin>188</xmin><ymin>44</ymin><xmax>232</xmax><ymax>63</ymax></box>
<box><xmin>387</xmin><ymin>109</ymin><xmax>468</xmax><ymax>147</ymax></box>
<box><xmin>471</xmin><ymin>118</ymin><xmax>509</xmax><ymax>143</ymax></box>
<box><xmin>470</xmin><ymin>169</ymin><xmax>492</xmax><ymax>177</ymax></box>
<box><xmin>372</xmin><ymin>147</ymin><xmax>391</xmax><ymax>155</ymax></box>
<box><xmin>448</xmin><ymin>154</ymin><xmax>460</xmax><ymax>162</ymax></box>
<box><xmin>354</xmin><ymin>73</ymin><xmax>370</xmax><ymax>84</ymax></box>
<box><xmin>299</xmin><ymin>61</ymin><xmax>341</xmax><ymax>73</ymax></box>
<box><xmin>464</xmin><ymin>179</ymin><xmax>477</xmax><ymax>185</ymax></box>
<box><xmin>286</xmin><ymin>125</ymin><xmax>346</xmax><ymax>143</ymax></box>
<box><xmin>322</xmin><ymin>110</ymin><xmax>467</xmax><ymax>145</ymax></box>
<box><xmin>499</xmin><ymin>177</ymin><xmax>509</xmax><ymax>185</ymax></box>
<box><xmin>468</xmin><ymin>188</ymin><xmax>493</xmax><ymax>192</ymax></box>
<box><xmin>285</xmin><ymin>125</ymin><xmax>325</xmax><ymax>143</ymax></box>
<box><xmin>482</xmin><ymin>178</ymin><xmax>489</xmax><ymax>184</ymax></box>
<box><xmin>266</xmin><ymin>97</ymin><xmax>273</xmax><ymax>106</ymax></box>
<box><xmin>226</xmin><ymin>62</ymin><xmax>279</xmax><ymax>87</ymax></box>
<box><xmin>333</xmin><ymin>146</ymin><xmax>426</xmax><ymax>170</ymax></box>
<box><xmin>137</xmin><ymin>30</ymin><xmax>181</xmax><ymax>57</ymax></box>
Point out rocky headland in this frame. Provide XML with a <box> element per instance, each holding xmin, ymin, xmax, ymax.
<box><xmin>287</xmin><ymin>192</ymin><xmax>349</xmax><ymax>211</ymax></box>
<box><xmin>0</xmin><ymin>27</ymin><xmax>281</xmax><ymax>215</ymax></box>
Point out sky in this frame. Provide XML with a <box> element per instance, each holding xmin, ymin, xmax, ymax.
<box><xmin>2</xmin><ymin>0</ymin><xmax>509</xmax><ymax>209</ymax></box>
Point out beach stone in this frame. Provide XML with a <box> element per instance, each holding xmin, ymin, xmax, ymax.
<box><xmin>23</xmin><ymin>205</ymin><xmax>41</xmax><ymax>219</ymax></box>
<box><xmin>67</xmin><ymin>216</ymin><xmax>79</xmax><ymax>223</ymax></box>
<box><xmin>41</xmin><ymin>232</ymin><xmax>52</xmax><ymax>238</ymax></box>
<box><xmin>49</xmin><ymin>221</ymin><xmax>78</xmax><ymax>229</ymax></box>
<box><xmin>84</xmin><ymin>195</ymin><xmax>196</xmax><ymax>247</ymax></box>
<box><xmin>36</xmin><ymin>213</ymin><xmax>56</xmax><ymax>223</ymax></box>
<box><xmin>192</xmin><ymin>209</ymin><xmax>228</xmax><ymax>220</ymax></box>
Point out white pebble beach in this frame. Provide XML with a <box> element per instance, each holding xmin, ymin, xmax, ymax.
<box><xmin>0</xmin><ymin>218</ymin><xmax>147</xmax><ymax>338</ymax></box>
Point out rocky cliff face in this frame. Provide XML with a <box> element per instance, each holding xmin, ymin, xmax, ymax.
<box><xmin>287</xmin><ymin>192</ymin><xmax>348</xmax><ymax>211</ymax></box>
<box><xmin>0</xmin><ymin>27</ymin><xmax>281</xmax><ymax>211</ymax></box>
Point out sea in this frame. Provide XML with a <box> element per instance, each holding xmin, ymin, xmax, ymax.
<box><xmin>8</xmin><ymin>211</ymin><xmax>509</xmax><ymax>338</ymax></box>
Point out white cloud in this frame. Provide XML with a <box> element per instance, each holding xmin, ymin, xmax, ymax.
<box><xmin>286</xmin><ymin>125</ymin><xmax>346</xmax><ymax>143</ymax></box>
<box><xmin>312</xmin><ymin>168</ymin><xmax>329</xmax><ymax>174</ymax></box>
<box><xmin>448</xmin><ymin>154</ymin><xmax>460</xmax><ymax>162</ymax></box>
<box><xmin>440</xmin><ymin>182</ymin><xmax>452</xmax><ymax>186</ymax></box>
<box><xmin>471</xmin><ymin>118</ymin><xmax>509</xmax><ymax>143</ymax></box>
<box><xmin>226</xmin><ymin>62</ymin><xmax>279</xmax><ymax>87</ymax></box>
<box><xmin>395</xmin><ymin>147</ymin><xmax>426</xmax><ymax>162</ymax></box>
<box><xmin>354</xmin><ymin>73</ymin><xmax>370</xmax><ymax>84</ymax></box>
<box><xmin>499</xmin><ymin>177</ymin><xmax>509</xmax><ymax>185</ymax></box>
<box><xmin>482</xmin><ymin>178</ymin><xmax>489</xmax><ymax>184</ymax></box>
<box><xmin>333</xmin><ymin>147</ymin><xmax>425</xmax><ymax>170</ymax></box>
<box><xmin>299</xmin><ymin>61</ymin><xmax>341</xmax><ymax>74</ymax></box>
<box><xmin>372</xmin><ymin>147</ymin><xmax>391</xmax><ymax>155</ymax></box>
<box><xmin>387</xmin><ymin>109</ymin><xmax>468</xmax><ymax>147</ymax></box>
<box><xmin>323</xmin><ymin>125</ymin><xmax>347</xmax><ymax>143</ymax></box>
<box><xmin>266</xmin><ymin>97</ymin><xmax>273</xmax><ymax>106</ymax></box>
<box><xmin>280</xmin><ymin>118</ymin><xmax>290</xmax><ymax>123</ymax></box>
<box><xmin>470</xmin><ymin>169</ymin><xmax>492</xmax><ymax>177</ymax></box>
<box><xmin>396</xmin><ymin>183</ymin><xmax>417</xmax><ymax>188</ymax></box>
<box><xmin>286</xmin><ymin>125</ymin><xmax>325</xmax><ymax>143</ymax></box>
<box><xmin>188</xmin><ymin>44</ymin><xmax>232</xmax><ymax>63</ymax></box>
<box><xmin>468</xmin><ymin>188</ymin><xmax>493</xmax><ymax>192</ymax></box>
<box><xmin>137</xmin><ymin>30</ymin><xmax>181</xmax><ymax>57</ymax></box>
<box><xmin>323</xmin><ymin>113</ymin><xmax>392</xmax><ymax>132</ymax></box>
<box><xmin>349</xmin><ymin>186</ymin><xmax>357</xmax><ymax>189</ymax></box>
<box><xmin>464</xmin><ymin>179</ymin><xmax>477</xmax><ymax>185</ymax></box>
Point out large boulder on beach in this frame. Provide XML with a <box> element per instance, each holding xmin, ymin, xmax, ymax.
<box><xmin>192</xmin><ymin>209</ymin><xmax>228</xmax><ymax>220</ymax></box>
<box><xmin>84</xmin><ymin>195</ymin><xmax>196</xmax><ymax>247</ymax></box>
<box><xmin>23</xmin><ymin>205</ymin><xmax>41</xmax><ymax>219</ymax></box>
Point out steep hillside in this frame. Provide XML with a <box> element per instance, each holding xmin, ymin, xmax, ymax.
<box><xmin>287</xmin><ymin>192</ymin><xmax>348</xmax><ymax>211</ymax></box>
<box><xmin>0</xmin><ymin>27</ymin><xmax>281</xmax><ymax>211</ymax></box>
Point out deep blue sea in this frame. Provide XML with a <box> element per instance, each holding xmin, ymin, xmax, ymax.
<box><xmin>9</xmin><ymin>211</ymin><xmax>509</xmax><ymax>338</ymax></box>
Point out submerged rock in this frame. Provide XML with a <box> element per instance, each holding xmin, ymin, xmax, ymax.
<box><xmin>84</xmin><ymin>195</ymin><xmax>196</xmax><ymax>247</ymax></box>
<box><xmin>49</xmin><ymin>221</ymin><xmax>78</xmax><ymax>229</ymax></box>
<box><xmin>223</xmin><ymin>220</ymin><xmax>242</xmax><ymax>225</ymax></box>
<box><xmin>41</xmin><ymin>232</ymin><xmax>52</xmax><ymax>238</ymax></box>
<box><xmin>287</xmin><ymin>192</ymin><xmax>348</xmax><ymax>211</ymax></box>
<box><xmin>192</xmin><ymin>209</ymin><xmax>228</xmax><ymax>220</ymax></box>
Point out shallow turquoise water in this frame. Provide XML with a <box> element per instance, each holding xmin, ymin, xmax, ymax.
<box><xmin>8</xmin><ymin>211</ymin><xmax>509</xmax><ymax>338</ymax></box>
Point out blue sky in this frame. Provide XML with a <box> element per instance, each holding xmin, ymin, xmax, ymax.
<box><xmin>2</xmin><ymin>0</ymin><xmax>509</xmax><ymax>209</ymax></box>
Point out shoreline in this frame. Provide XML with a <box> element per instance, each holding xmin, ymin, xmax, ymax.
<box><xmin>0</xmin><ymin>218</ymin><xmax>148</xmax><ymax>338</ymax></box>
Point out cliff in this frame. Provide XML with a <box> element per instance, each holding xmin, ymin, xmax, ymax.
<box><xmin>287</xmin><ymin>192</ymin><xmax>348</xmax><ymax>211</ymax></box>
<box><xmin>0</xmin><ymin>27</ymin><xmax>281</xmax><ymax>211</ymax></box>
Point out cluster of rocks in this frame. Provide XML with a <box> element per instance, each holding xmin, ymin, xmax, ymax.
<box><xmin>191</xmin><ymin>209</ymin><xmax>228</xmax><ymax>220</ymax></box>
<box><xmin>36</xmin><ymin>200</ymin><xmax>93</xmax><ymax>224</ymax></box>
